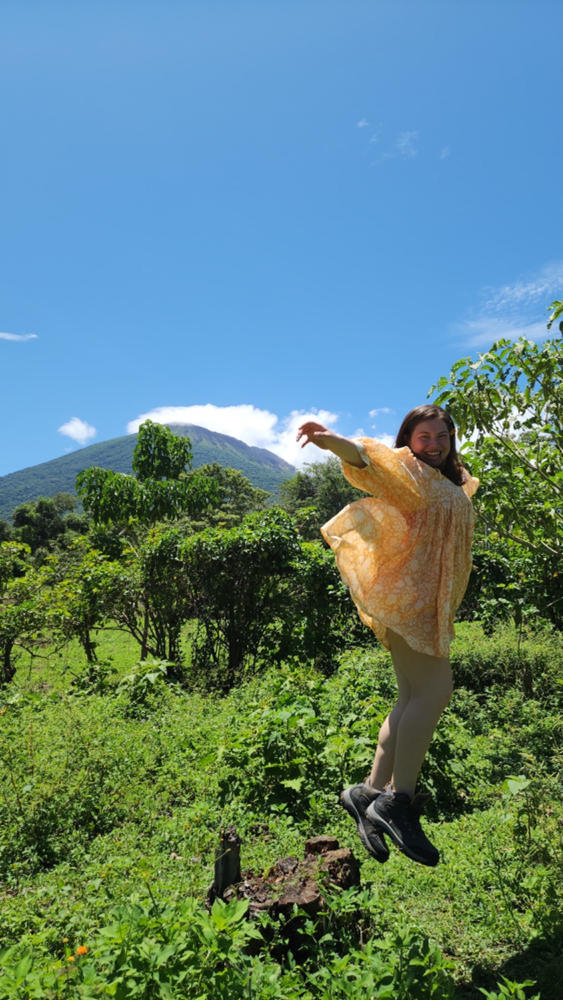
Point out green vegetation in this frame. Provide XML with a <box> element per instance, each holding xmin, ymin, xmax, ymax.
<box><xmin>0</xmin><ymin>624</ymin><xmax>560</xmax><ymax>998</ymax></box>
<box><xmin>430</xmin><ymin>336</ymin><xmax>562</xmax><ymax>626</ymax></box>
<box><xmin>0</xmin><ymin>333</ymin><xmax>561</xmax><ymax>997</ymax></box>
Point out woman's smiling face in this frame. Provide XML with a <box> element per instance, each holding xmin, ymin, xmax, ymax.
<box><xmin>408</xmin><ymin>417</ymin><xmax>452</xmax><ymax>469</ymax></box>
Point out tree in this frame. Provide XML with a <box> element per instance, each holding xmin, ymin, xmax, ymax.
<box><xmin>76</xmin><ymin>421</ymin><xmax>218</xmax><ymax>529</ymax></box>
<box><xmin>43</xmin><ymin>540</ymin><xmax>131</xmax><ymax>665</ymax></box>
<box><xmin>287</xmin><ymin>540</ymin><xmax>370</xmax><ymax>673</ymax></box>
<box><xmin>190</xmin><ymin>463</ymin><xmax>270</xmax><ymax>527</ymax></box>
<box><xmin>179</xmin><ymin>509</ymin><xmax>302</xmax><ymax>690</ymax></box>
<box><xmin>0</xmin><ymin>541</ymin><xmax>30</xmax><ymax>590</ymax></box>
<box><xmin>280</xmin><ymin>458</ymin><xmax>364</xmax><ymax>539</ymax></box>
<box><xmin>0</xmin><ymin>521</ymin><xmax>13</xmax><ymax>543</ymax></box>
<box><xmin>0</xmin><ymin>543</ymin><xmax>44</xmax><ymax>685</ymax></box>
<box><xmin>11</xmin><ymin>494</ymin><xmax>86</xmax><ymax>558</ymax></box>
<box><xmin>430</xmin><ymin>334</ymin><xmax>562</xmax><ymax>625</ymax></box>
<box><xmin>114</xmin><ymin>524</ymin><xmax>193</xmax><ymax>669</ymax></box>
<box><xmin>132</xmin><ymin>420</ymin><xmax>193</xmax><ymax>482</ymax></box>
<box><xmin>547</xmin><ymin>299</ymin><xmax>563</xmax><ymax>334</ymax></box>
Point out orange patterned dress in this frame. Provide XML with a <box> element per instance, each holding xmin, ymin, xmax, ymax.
<box><xmin>321</xmin><ymin>438</ymin><xmax>479</xmax><ymax>659</ymax></box>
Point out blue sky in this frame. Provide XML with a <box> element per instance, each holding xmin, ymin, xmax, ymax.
<box><xmin>1</xmin><ymin>0</ymin><xmax>562</xmax><ymax>478</ymax></box>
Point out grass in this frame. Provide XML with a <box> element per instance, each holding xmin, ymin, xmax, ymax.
<box><xmin>0</xmin><ymin>623</ymin><xmax>561</xmax><ymax>998</ymax></box>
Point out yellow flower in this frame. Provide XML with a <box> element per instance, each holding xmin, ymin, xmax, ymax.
<box><xmin>68</xmin><ymin>955</ymin><xmax>75</xmax><ymax>963</ymax></box>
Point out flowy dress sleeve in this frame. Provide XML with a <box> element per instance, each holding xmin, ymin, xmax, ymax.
<box><xmin>340</xmin><ymin>439</ymin><xmax>429</xmax><ymax>513</ymax></box>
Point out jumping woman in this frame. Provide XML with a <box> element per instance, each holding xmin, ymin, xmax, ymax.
<box><xmin>297</xmin><ymin>405</ymin><xmax>479</xmax><ymax>867</ymax></box>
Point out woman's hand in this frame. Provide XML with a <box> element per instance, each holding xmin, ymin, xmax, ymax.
<box><xmin>296</xmin><ymin>421</ymin><xmax>333</xmax><ymax>450</ymax></box>
<box><xmin>296</xmin><ymin>422</ymin><xmax>366</xmax><ymax>467</ymax></box>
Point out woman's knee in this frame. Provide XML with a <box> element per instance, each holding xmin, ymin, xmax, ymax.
<box><xmin>441</xmin><ymin>674</ymin><xmax>454</xmax><ymax>710</ymax></box>
<box><xmin>428</xmin><ymin>669</ymin><xmax>453</xmax><ymax>713</ymax></box>
<box><xmin>377</xmin><ymin>701</ymin><xmax>405</xmax><ymax>750</ymax></box>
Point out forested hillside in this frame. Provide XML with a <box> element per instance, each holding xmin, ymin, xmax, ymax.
<box><xmin>0</xmin><ymin>424</ymin><xmax>294</xmax><ymax>520</ymax></box>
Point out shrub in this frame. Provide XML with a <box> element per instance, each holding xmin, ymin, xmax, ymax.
<box><xmin>450</xmin><ymin>621</ymin><xmax>562</xmax><ymax>701</ymax></box>
<box><xmin>0</xmin><ymin>695</ymin><xmax>167</xmax><ymax>875</ymax></box>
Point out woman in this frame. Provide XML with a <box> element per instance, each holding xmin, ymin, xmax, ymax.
<box><xmin>297</xmin><ymin>405</ymin><xmax>479</xmax><ymax>866</ymax></box>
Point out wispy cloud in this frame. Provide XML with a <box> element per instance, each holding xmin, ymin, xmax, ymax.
<box><xmin>454</xmin><ymin>261</ymin><xmax>563</xmax><ymax>348</ymax></box>
<box><xmin>369</xmin><ymin>128</ymin><xmax>421</xmax><ymax>166</ymax></box>
<box><xmin>368</xmin><ymin>407</ymin><xmax>393</xmax><ymax>418</ymax></box>
<box><xmin>127</xmin><ymin>404</ymin><xmax>343</xmax><ymax>469</ymax></box>
<box><xmin>0</xmin><ymin>331</ymin><xmax>38</xmax><ymax>342</ymax></box>
<box><xmin>358</xmin><ymin>117</ymin><xmax>449</xmax><ymax>166</ymax></box>
<box><xmin>396</xmin><ymin>130</ymin><xmax>420</xmax><ymax>159</ymax></box>
<box><xmin>58</xmin><ymin>417</ymin><xmax>97</xmax><ymax>446</ymax></box>
<box><xmin>482</xmin><ymin>261</ymin><xmax>563</xmax><ymax>313</ymax></box>
<box><xmin>458</xmin><ymin>318</ymin><xmax>547</xmax><ymax>348</ymax></box>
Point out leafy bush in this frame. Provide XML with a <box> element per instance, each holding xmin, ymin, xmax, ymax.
<box><xmin>115</xmin><ymin>658</ymin><xmax>173</xmax><ymax>717</ymax></box>
<box><xmin>0</xmin><ymin>890</ymin><xmax>461</xmax><ymax>1000</ymax></box>
<box><xmin>451</xmin><ymin>620</ymin><xmax>562</xmax><ymax>701</ymax></box>
<box><xmin>181</xmin><ymin>508</ymin><xmax>302</xmax><ymax>690</ymax></box>
<box><xmin>286</xmin><ymin>541</ymin><xmax>371</xmax><ymax>675</ymax></box>
<box><xmin>0</xmin><ymin>895</ymin><xmax>261</xmax><ymax>999</ymax></box>
<box><xmin>479</xmin><ymin>977</ymin><xmax>540</xmax><ymax>999</ymax></box>
<box><xmin>218</xmin><ymin>655</ymin><xmax>392</xmax><ymax>822</ymax></box>
<box><xmin>0</xmin><ymin>695</ymin><xmax>172</xmax><ymax>875</ymax></box>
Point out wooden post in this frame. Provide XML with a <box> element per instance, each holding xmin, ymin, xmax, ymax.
<box><xmin>211</xmin><ymin>825</ymin><xmax>241</xmax><ymax>901</ymax></box>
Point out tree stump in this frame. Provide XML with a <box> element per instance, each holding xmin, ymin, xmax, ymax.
<box><xmin>207</xmin><ymin>828</ymin><xmax>360</xmax><ymax>955</ymax></box>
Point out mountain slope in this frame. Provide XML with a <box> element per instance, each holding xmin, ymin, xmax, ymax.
<box><xmin>0</xmin><ymin>425</ymin><xmax>295</xmax><ymax>520</ymax></box>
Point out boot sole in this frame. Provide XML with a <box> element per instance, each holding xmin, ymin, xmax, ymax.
<box><xmin>366</xmin><ymin>807</ymin><xmax>439</xmax><ymax>867</ymax></box>
<box><xmin>340</xmin><ymin>789</ymin><xmax>389</xmax><ymax>863</ymax></box>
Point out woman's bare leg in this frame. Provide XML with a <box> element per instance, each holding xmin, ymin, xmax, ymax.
<box><xmin>386</xmin><ymin>631</ymin><xmax>453</xmax><ymax>797</ymax></box>
<box><xmin>368</xmin><ymin>667</ymin><xmax>411</xmax><ymax>790</ymax></box>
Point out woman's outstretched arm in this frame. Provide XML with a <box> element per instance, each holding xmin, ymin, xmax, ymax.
<box><xmin>296</xmin><ymin>421</ymin><xmax>366</xmax><ymax>468</ymax></box>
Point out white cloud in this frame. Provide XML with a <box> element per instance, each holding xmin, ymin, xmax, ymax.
<box><xmin>371</xmin><ymin>151</ymin><xmax>395</xmax><ymax>166</ymax></box>
<box><xmin>439</xmin><ymin>146</ymin><xmax>451</xmax><ymax>160</ymax></box>
<box><xmin>370</xmin><ymin>129</ymin><xmax>421</xmax><ymax>165</ymax></box>
<box><xmin>127</xmin><ymin>404</ymin><xmax>343</xmax><ymax>468</ymax></box>
<box><xmin>356</xmin><ymin>118</ymin><xmax>369</xmax><ymax>128</ymax></box>
<box><xmin>375</xmin><ymin>433</ymin><xmax>395</xmax><ymax>448</ymax></box>
<box><xmin>58</xmin><ymin>417</ymin><xmax>97</xmax><ymax>446</ymax></box>
<box><xmin>355</xmin><ymin>428</ymin><xmax>395</xmax><ymax>448</ymax></box>
<box><xmin>458</xmin><ymin>318</ymin><xmax>547</xmax><ymax>348</ymax></box>
<box><xmin>127</xmin><ymin>404</ymin><xmax>278</xmax><ymax>447</ymax></box>
<box><xmin>368</xmin><ymin>407</ymin><xmax>393</xmax><ymax>418</ymax></box>
<box><xmin>456</xmin><ymin>261</ymin><xmax>563</xmax><ymax>348</ymax></box>
<box><xmin>396</xmin><ymin>130</ymin><xmax>420</xmax><ymax>158</ymax></box>
<box><xmin>0</xmin><ymin>331</ymin><xmax>38</xmax><ymax>341</ymax></box>
<box><xmin>482</xmin><ymin>261</ymin><xmax>563</xmax><ymax>313</ymax></box>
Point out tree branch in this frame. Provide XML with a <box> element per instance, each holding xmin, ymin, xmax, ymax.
<box><xmin>479</xmin><ymin>511</ymin><xmax>559</xmax><ymax>558</ymax></box>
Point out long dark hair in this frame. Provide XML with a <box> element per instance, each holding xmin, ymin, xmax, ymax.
<box><xmin>395</xmin><ymin>404</ymin><xmax>464</xmax><ymax>486</ymax></box>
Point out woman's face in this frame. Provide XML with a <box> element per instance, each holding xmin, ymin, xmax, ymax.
<box><xmin>408</xmin><ymin>417</ymin><xmax>451</xmax><ymax>469</ymax></box>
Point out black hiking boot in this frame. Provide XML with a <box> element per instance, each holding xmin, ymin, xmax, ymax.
<box><xmin>366</xmin><ymin>791</ymin><xmax>439</xmax><ymax>867</ymax></box>
<box><xmin>340</xmin><ymin>784</ymin><xmax>389</xmax><ymax>863</ymax></box>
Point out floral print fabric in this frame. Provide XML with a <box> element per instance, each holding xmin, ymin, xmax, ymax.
<box><xmin>321</xmin><ymin>438</ymin><xmax>479</xmax><ymax>659</ymax></box>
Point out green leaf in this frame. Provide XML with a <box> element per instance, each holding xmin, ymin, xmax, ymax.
<box><xmin>280</xmin><ymin>777</ymin><xmax>305</xmax><ymax>791</ymax></box>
